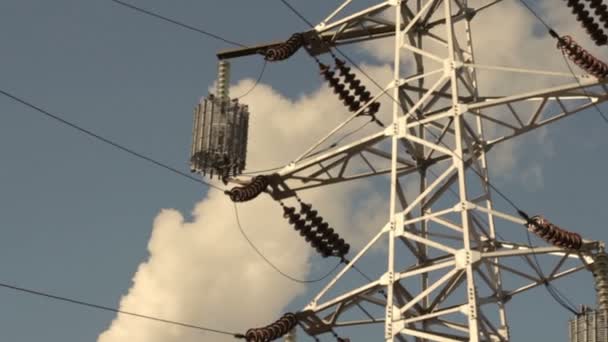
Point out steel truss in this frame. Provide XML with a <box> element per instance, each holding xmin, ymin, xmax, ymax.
<box><xmin>231</xmin><ymin>0</ymin><xmax>608</xmax><ymax>340</ymax></box>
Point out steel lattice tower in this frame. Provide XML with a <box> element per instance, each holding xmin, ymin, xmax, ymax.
<box><xmin>222</xmin><ymin>0</ymin><xmax>608</xmax><ymax>340</ymax></box>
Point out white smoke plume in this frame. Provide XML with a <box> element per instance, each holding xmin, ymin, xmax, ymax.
<box><xmin>98</xmin><ymin>72</ymin><xmax>390</xmax><ymax>342</ymax></box>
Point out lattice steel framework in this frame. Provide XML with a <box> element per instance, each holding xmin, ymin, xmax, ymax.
<box><xmin>226</xmin><ymin>0</ymin><xmax>608</xmax><ymax>340</ymax></box>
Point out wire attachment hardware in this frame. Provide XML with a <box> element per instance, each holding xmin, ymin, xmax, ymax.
<box><xmin>245</xmin><ymin>312</ymin><xmax>298</xmax><ymax>342</ymax></box>
<box><xmin>225</xmin><ymin>175</ymin><xmax>271</xmax><ymax>202</ymax></box>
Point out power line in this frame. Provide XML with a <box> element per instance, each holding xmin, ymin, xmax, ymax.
<box><xmin>0</xmin><ymin>88</ymin><xmax>224</xmax><ymax>192</ymax></box>
<box><xmin>0</xmin><ymin>281</ymin><xmax>246</xmax><ymax>338</ymax></box>
<box><xmin>109</xmin><ymin>0</ymin><xmax>247</xmax><ymax>48</ymax></box>
<box><xmin>235</xmin><ymin>60</ymin><xmax>268</xmax><ymax>99</ymax></box>
<box><xmin>233</xmin><ymin>203</ymin><xmax>343</xmax><ymax>284</ymax></box>
<box><xmin>277</xmin><ymin>0</ymin><xmax>316</xmax><ymax>28</ymax></box>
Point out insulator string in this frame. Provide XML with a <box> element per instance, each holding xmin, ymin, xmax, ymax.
<box><xmin>558</xmin><ymin>35</ymin><xmax>608</xmax><ymax>78</ymax></box>
<box><xmin>245</xmin><ymin>313</ymin><xmax>298</xmax><ymax>342</ymax></box>
<box><xmin>225</xmin><ymin>175</ymin><xmax>271</xmax><ymax>202</ymax></box>
<box><xmin>565</xmin><ymin>0</ymin><xmax>608</xmax><ymax>45</ymax></box>
<box><xmin>262</xmin><ymin>33</ymin><xmax>305</xmax><ymax>62</ymax></box>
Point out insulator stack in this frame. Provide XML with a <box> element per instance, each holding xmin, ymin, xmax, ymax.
<box><xmin>525</xmin><ymin>215</ymin><xmax>583</xmax><ymax>250</ymax></box>
<box><xmin>319</xmin><ymin>60</ymin><xmax>382</xmax><ymax>126</ymax></box>
<box><xmin>263</xmin><ymin>33</ymin><xmax>304</xmax><ymax>62</ymax></box>
<box><xmin>282</xmin><ymin>201</ymin><xmax>350</xmax><ymax>258</ymax></box>
<box><xmin>245</xmin><ymin>313</ymin><xmax>298</xmax><ymax>342</ymax></box>
<box><xmin>591</xmin><ymin>253</ymin><xmax>608</xmax><ymax>311</ymax></box>
<box><xmin>566</xmin><ymin>0</ymin><xmax>608</xmax><ymax>45</ymax></box>
<box><xmin>587</xmin><ymin>0</ymin><xmax>608</xmax><ymax>26</ymax></box>
<box><xmin>558</xmin><ymin>36</ymin><xmax>608</xmax><ymax>79</ymax></box>
<box><xmin>225</xmin><ymin>175</ymin><xmax>270</xmax><ymax>202</ymax></box>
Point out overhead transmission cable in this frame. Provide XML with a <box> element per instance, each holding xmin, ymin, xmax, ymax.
<box><xmin>109</xmin><ymin>0</ymin><xmax>268</xmax><ymax>101</ymax></box>
<box><xmin>0</xmin><ymin>89</ymin><xmax>223</xmax><ymax>192</ymax></box>
<box><xmin>109</xmin><ymin>0</ymin><xmax>246</xmax><ymax>48</ymax></box>
<box><xmin>0</xmin><ymin>280</ymin><xmax>246</xmax><ymax>339</ymax></box>
<box><xmin>276</xmin><ymin>0</ymin><xmax>586</xmax><ymax>314</ymax></box>
<box><xmin>234</xmin><ymin>203</ymin><xmax>343</xmax><ymax>284</ymax></box>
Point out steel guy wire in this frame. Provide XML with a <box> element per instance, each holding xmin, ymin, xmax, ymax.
<box><xmin>109</xmin><ymin>0</ymin><xmax>247</xmax><ymax>48</ymax></box>
<box><xmin>233</xmin><ymin>203</ymin><xmax>343</xmax><ymax>284</ymax></box>
<box><xmin>0</xmin><ymin>280</ymin><xmax>246</xmax><ymax>338</ymax></box>
<box><xmin>0</xmin><ymin>88</ymin><xmax>224</xmax><ymax>192</ymax></box>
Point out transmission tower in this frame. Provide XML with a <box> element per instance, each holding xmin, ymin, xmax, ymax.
<box><xmin>216</xmin><ymin>0</ymin><xmax>608</xmax><ymax>340</ymax></box>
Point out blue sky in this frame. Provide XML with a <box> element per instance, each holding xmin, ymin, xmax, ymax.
<box><xmin>0</xmin><ymin>1</ymin><xmax>607</xmax><ymax>341</ymax></box>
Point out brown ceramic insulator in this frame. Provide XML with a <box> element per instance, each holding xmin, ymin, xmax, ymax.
<box><xmin>527</xmin><ymin>215</ymin><xmax>583</xmax><ymax>250</ymax></box>
<box><xmin>225</xmin><ymin>175</ymin><xmax>270</xmax><ymax>202</ymax></box>
<box><xmin>263</xmin><ymin>33</ymin><xmax>304</xmax><ymax>61</ymax></box>
<box><xmin>558</xmin><ymin>36</ymin><xmax>608</xmax><ymax>78</ymax></box>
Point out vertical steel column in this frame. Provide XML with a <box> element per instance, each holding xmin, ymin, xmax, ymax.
<box><xmin>444</xmin><ymin>0</ymin><xmax>480</xmax><ymax>340</ymax></box>
<box><xmin>462</xmin><ymin>0</ymin><xmax>510</xmax><ymax>338</ymax></box>
<box><xmin>386</xmin><ymin>1</ymin><xmax>403</xmax><ymax>341</ymax></box>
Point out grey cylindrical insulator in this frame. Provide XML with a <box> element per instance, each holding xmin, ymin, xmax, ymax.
<box><xmin>216</xmin><ymin>60</ymin><xmax>230</xmax><ymax>101</ymax></box>
<box><xmin>592</xmin><ymin>253</ymin><xmax>608</xmax><ymax>311</ymax></box>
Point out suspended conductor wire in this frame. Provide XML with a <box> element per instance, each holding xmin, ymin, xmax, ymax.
<box><xmin>0</xmin><ymin>89</ymin><xmax>224</xmax><ymax>192</ymax></box>
<box><xmin>0</xmin><ymin>281</ymin><xmax>246</xmax><ymax>338</ymax></box>
<box><xmin>109</xmin><ymin>0</ymin><xmax>247</xmax><ymax>48</ymax></box>
<box><xmin>277</xmin><ymin>0</ymin><xmax>316</xmax><ymax>28</ymax></box>
<box><xmin>515</xmin><ymin>0</ymin><xmax>555</xmax><ymax>33</ymax></box>
<box><xmin>233</xmin><ymin>203</ymin><xmax>343</xmax><ymax>284</ymax></box>
<box><xmin>235</xmin><ymin>60</ymin><xmax>268</xmax><ymax>100</ymax></box>
<box><xmin>524</xmin><ymin>229</ymin><xmax>580</xmax><ymax>315</ymax></box>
